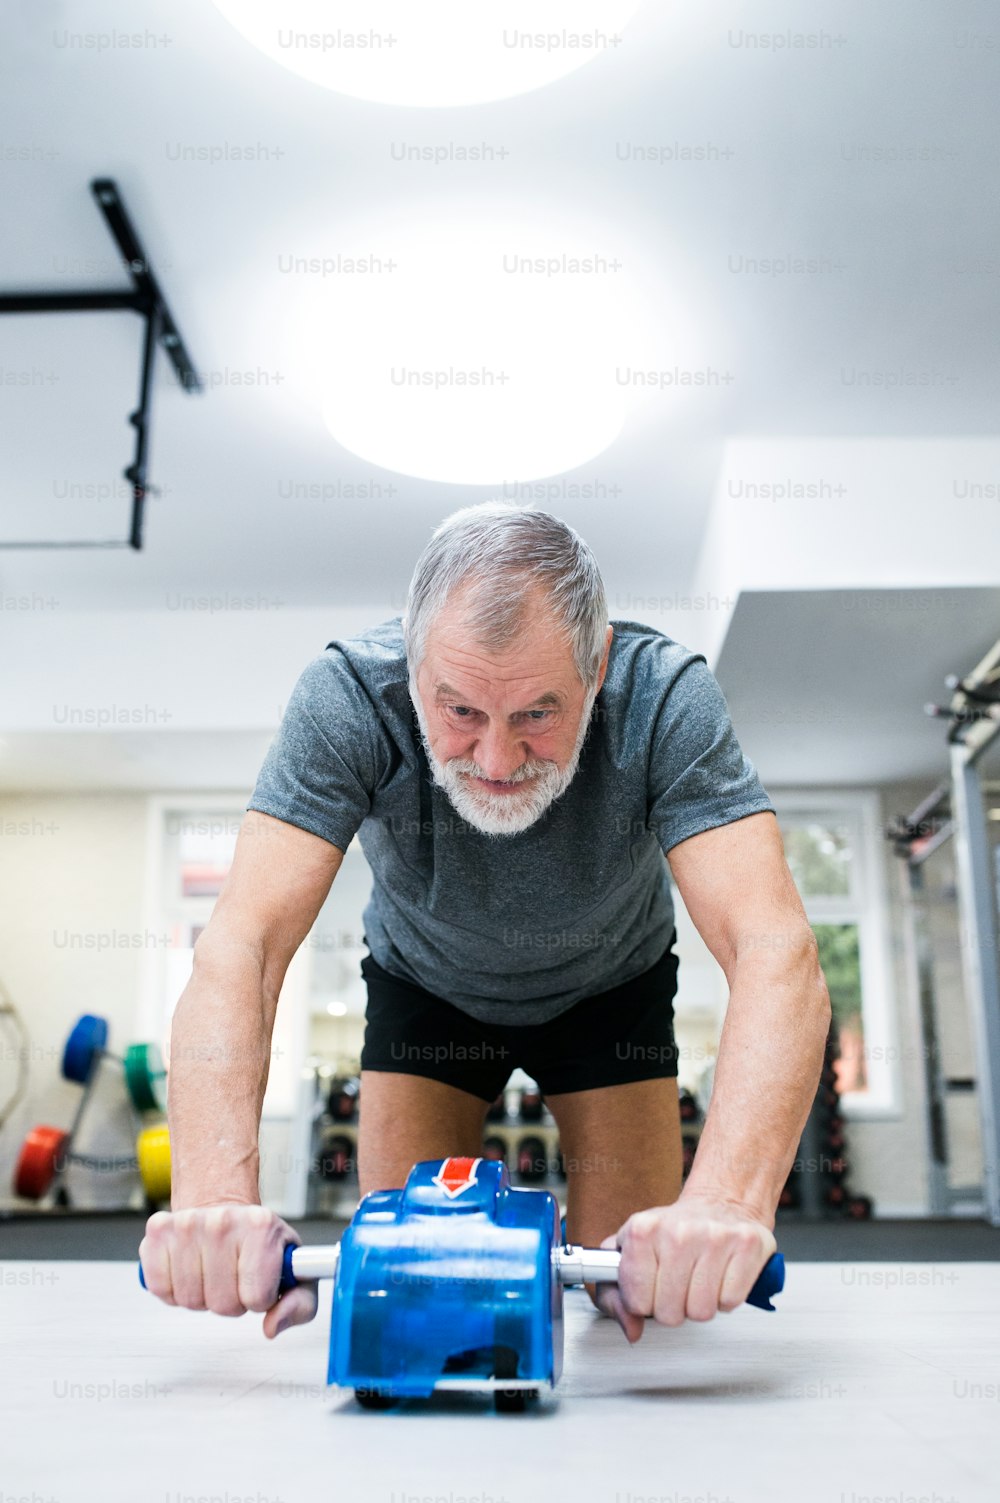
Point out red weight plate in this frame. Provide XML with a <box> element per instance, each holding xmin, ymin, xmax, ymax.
<box><xmin>14</xmin><ymin>1125</ymin><xmax>70</xmax><ymax>1200</ymax></box>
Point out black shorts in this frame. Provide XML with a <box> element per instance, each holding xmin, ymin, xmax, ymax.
<box><xmin>358</xmin><ymin>934</ymin><xmax>680</xmax><ymax>1103</ymax></box>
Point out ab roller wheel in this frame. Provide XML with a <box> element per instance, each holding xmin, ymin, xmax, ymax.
<box><xmin>139</xmin><ymin>1156</ymin><xmax>786</xmax><ymax>1411</ymax></box>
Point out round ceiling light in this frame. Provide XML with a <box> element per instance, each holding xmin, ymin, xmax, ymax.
<box><xmin>209</xmin><ymin>0</ymin><xmax>646</xmax><ymax>108</ymax></box>
<box><xmin>282</xmin><ymin>204</ymin><xmax>641</xmax><ymax>485</ymax></box>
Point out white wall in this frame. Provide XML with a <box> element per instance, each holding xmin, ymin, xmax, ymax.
<box><xmin>0</xmin><ymin>605</ymin><xmax>398</xmax><ymax>734</ymax></box>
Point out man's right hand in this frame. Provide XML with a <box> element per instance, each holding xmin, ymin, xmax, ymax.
<box><xmin>138</xmin><ymin>1203</ymin><xmax>318</xmax><ymax>1339</ymax></box>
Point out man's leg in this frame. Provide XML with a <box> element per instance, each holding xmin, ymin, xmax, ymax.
<box><xmin>544</xmin><ymin>1077</ymin><xmax>683</xmax><ymax>1248</ymax></box>
<box><xmin>357</xmin><ymin>1070</ymin><xmax>491</xmax><ymax>1195</ymax></box>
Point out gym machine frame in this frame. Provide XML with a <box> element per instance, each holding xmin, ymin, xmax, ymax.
<box><xmin>0</xmin><ymin>177</ymin><xmax>201</xmax><ymax>551</ymax></box>
<box><xmin>890</xmin><ymin>638</ymin><xmax>1000</xmax><ymax>1224</ymax></box>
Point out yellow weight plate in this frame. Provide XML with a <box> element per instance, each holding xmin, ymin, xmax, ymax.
<box><xmin>136</xmin><ymin>1125</ymin><xmax>171</xmax><ymax>1203</ymax></box>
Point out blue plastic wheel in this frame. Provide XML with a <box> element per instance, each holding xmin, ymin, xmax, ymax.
<box><xmin>329</xmin><ymin>1157</ymin><xmax>563</xmax><ymax>1400</ymax></box>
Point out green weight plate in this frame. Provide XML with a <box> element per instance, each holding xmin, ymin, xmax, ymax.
<box><xmin>124</xmin><ymin>1042</ymin><xmax>167</xmax><ymax>1112</ymax></box>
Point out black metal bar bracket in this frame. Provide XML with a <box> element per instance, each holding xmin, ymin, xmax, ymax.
<box><xmin>0</xmin><ymin>177</ymin><xmax>202</xmax><ymax>550</ymax></box>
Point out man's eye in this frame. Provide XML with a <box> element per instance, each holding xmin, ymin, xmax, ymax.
<box><xmin>445</xmin><ymin>705</ymin><xmax>550</xmax><ymax>721</ymax></box>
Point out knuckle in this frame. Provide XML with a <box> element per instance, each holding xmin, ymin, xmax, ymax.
<box><xmin>616</xmin><ymin>1284</ymin><xmax>646</xmax><ymax>1317</ymax></box>
<box><xmin>652</xmin><ymin>1290</ymin><xmax>684</xmax><ymax>1326</ymax></box>
<box><xmin>238</xmin><ymin>1259</ymin><xmax>281</xmax><ymax>1311</ymax></box>
<box><xmin>246</xmin><ymin>1273</ymin><xmax>282</xmax><ymax>1311</ymax></box>
<box><xmin>624</xmin><ymin>1214</ymin><xmax>658</xmax><ymax>1249</ymax></box>
<box><xmin>143</xmin><ymin>1210</ymin><xmax>172</xmax><ymax>1239</ymax></box>
<box><xmin>207</xmin><ymin>1297</ymin><xmax>246</xmax><ymax>1319</ymax></box>
<box><xmin>202</xmin><ymin>1206</ymin><xmax>227</xmax><ymax>1239</ymax></box>
<box><xmin>140</xmin><ymin>1270</ymin><xmax>168</xmax><ymax>1300</ymax></box>
<box><xmin>687</xmin><ymin>1301</ymin><xmax>716</xmax><ymax>1323</ymax></box>
<box><xmin>173</xmin><ymin>1208</ymin><xmax>199</xmax><ymax>1239</ymax></box>
<box><xmin>243</xmin><ymin>1294</ymin><xmax>274</xmax><ymax>1315</ymax></box>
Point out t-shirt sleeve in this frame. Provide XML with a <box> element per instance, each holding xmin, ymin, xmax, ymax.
<box><xmin>647</xmin><ymin>654</ymin><xmax>775</xmax><ymax>855</ymax></box>
<box><xmin>246</xmin><ymin>650</ymin><xmax>386</xmax><ymax>851</ymax></box>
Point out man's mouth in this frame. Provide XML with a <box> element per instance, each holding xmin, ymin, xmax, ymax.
<box><xmin>466</xmin><ymin>774</ymin><xmax>532</xmax><ymax>795</ymax></box>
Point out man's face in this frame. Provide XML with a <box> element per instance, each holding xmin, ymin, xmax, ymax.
<box><xmin>410</xmin><ymin>597</ymin><xmax>610</xmax><ymax>837</ymax></box>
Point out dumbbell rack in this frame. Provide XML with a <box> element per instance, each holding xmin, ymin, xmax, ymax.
<box><xmin>12</xmin><ymin>1014</ymin><xmax>170</xmax><ymax>1209</ymax></box>
<box><xmin>307</xmin><ymin>1075</ymin><xmax>710</xmax><ymax>1219</ymax></box>
<box><xmin>482</xmin><ymin>1117</ymin><xmax>561</xmax><ymax>1173</ymax></box>
<box><xmin>307</xmin><ymin>1118</ymin><xmax>570</xmax><ymax>1219</ymax></box>
<box><xmin>32</xmin><ymin>1063</ymin><xmax>139</xmax><ymax>1208</ymax></box>
<box><xmin>774</xmin><ymin>1021</ymin><xmax>872</xmax><ymax>1222</ymax></box>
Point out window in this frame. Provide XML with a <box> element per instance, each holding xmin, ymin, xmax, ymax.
<box><xmin>138</xmin><ymin>795</ymin><xmax>311</xmax><ymax>1120</ymax></box>
<box><xmin>137</xmin><ymin>802</ymin><xmax>244</xmax><ymax>1055</ymax></box>
<box><xmin>771</xmin><ymin>792</ymin><xmax>899</xmax><ymax>1116</ymax></box>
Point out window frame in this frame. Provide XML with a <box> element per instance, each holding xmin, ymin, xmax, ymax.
<box><xmin>769</xmin><ymin>788</ymin><xmax>902</xmax><ymax>1119</ymax></box>
<box><xmin>138</xmin><ymin>792</ymin><xmax>321</xmax><ymax>1122</ymax></box>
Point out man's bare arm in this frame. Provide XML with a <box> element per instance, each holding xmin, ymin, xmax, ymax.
<box><xmin>168</xmin><ymin>810</ymin><xmax>345</xmax><ymax>1208</ymax></box>
<box><xmin>666</xmin><ymin>809</ymin><xmax>831</xmax><ymax>1223</ymax></box>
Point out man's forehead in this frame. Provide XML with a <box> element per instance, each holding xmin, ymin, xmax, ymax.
<box><xmin>433</xmin><ymin>679</ymin><xmax>565</xmax><ymax>707</ymax></box>
<box><xmin>423</xmin><ymin>638</ymin><xmax>576</xmax><ymax>702</ymax></box>
<box><xmin>424</xmin><ymin>624</ymin><xmax>574</xmax><ymax>675</ymax></box>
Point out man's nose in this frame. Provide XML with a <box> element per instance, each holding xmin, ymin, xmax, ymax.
<box><xmin>473</xmin><ymin>724</ymin><xmax>528</xmax><ymax>782</ymax></box>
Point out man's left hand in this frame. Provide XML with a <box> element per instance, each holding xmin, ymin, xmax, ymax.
<box><xmin>595</xmin><ymin>1193</ymin><xmax>778</xmax><ymax>1342</ymax></box>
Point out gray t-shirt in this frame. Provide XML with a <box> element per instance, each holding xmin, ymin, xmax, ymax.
<box><xmin>247</xmin><ymin>616</ymin><xmax>774</xmax><ymax>1023</ymax></box>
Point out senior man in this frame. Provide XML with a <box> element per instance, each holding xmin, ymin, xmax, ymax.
<box><xmin>141</xmin><ymin>503</ymin><xmax>830</xmax><ymax>1343</ymax></box>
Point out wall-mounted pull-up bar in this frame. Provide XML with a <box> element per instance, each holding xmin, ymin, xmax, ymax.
<box><xmin>0</xmin><ymin>177</ymin><xmax>202</xmax><ymax>551</ymax></box>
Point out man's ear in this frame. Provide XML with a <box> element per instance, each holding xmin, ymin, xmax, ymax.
<box><xmin>595</xmin><ymin>623</ymin><xmax>613</xmax><ymax>692</ymax></box>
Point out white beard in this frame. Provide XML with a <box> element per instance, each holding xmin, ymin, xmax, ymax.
<box><xmin>409</xmin><ymin>676</ymin><xmax>596</xmax><ymax>838</ymax></box>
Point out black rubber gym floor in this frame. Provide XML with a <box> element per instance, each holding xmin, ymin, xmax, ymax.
<box><xmin>2</xmin><ymin>1211</ymin><xmax>1000</xmax><ymax>1261</ymax></box>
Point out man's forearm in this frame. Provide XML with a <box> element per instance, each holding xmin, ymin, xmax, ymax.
<box><xmin>681</xmin><ymin>935</ymin><xmax>831</xmax><ymax>1226</ymax></box>
<box><xmin>167</xmin><ymin>939</ymin><xmax>277</xmax><ymax>1209</ymax></box>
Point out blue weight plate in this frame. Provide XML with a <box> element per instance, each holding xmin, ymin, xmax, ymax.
<box><xmin>61</xmin><ymin>1013</ymin><xmax>108</xmax><ymax>1084</ymax></box>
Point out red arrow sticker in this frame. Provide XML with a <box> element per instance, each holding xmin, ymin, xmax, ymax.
<box><xmin>432</xmin><ymin>1156</ymin><xmax>482</xmax><ymax>1198</ymax></box>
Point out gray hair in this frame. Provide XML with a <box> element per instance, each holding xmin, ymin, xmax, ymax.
<box><xmin>403</xmin><ymin>502</ymin><xmax>609</xmax><ymax>688</ymax></box>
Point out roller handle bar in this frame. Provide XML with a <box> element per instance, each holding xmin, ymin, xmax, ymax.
<box><xmin>274</xmin><ymin>1243</ymin><xmax>785</xmax><ymax>1311</ymax></box>
<box><xmin>140</xmin><ymin>1244</ymin><xmax>783</xmax><ymax>1313</ymax></box>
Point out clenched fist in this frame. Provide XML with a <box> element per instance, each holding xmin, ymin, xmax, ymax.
<box><xmin>139</xmin><ymin>1202</ymin><xmax>317</xmax><ymax>1339</ymax></box>
<box><xmin>595</xmin><ymin>1192</ymin><xmax>777</xmax><ymax>1341</ymax></box>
